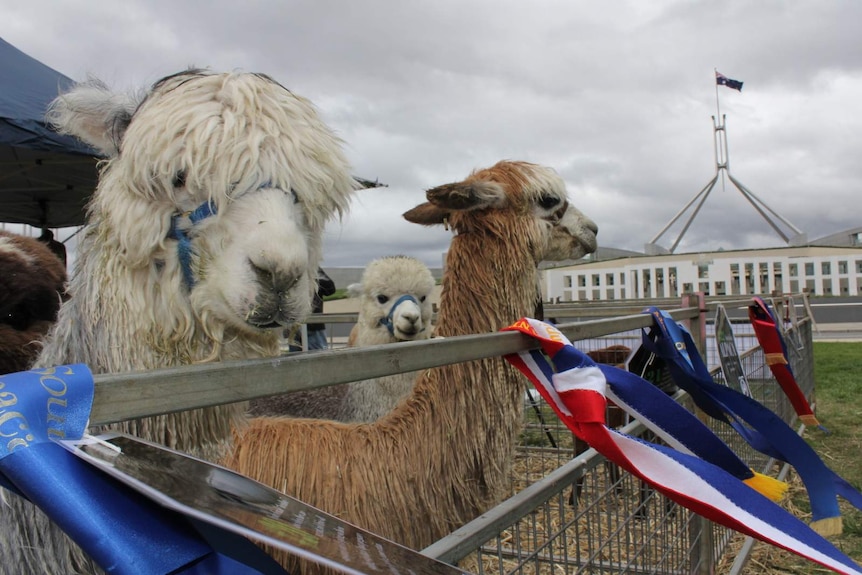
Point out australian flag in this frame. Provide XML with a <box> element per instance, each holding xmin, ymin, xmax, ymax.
<box><xmin>716</xmin><ymin>71</ymin><xmax>743</xmax><ymax>91</ymax></box>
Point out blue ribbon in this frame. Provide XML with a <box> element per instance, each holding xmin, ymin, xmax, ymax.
<box><xmin>642</xmin><ymin>308</ymin><xmax>862</xmax><ymax>527</ymax></box>
<box><xmin>525</xmin><ymin>344</ymin><xmax>763</xmax><ymax>486</ymax></box>
<box><xmin>0</xmin><ymin>367</ymin><xmax>286</xmax><ymax>574</ymax></box>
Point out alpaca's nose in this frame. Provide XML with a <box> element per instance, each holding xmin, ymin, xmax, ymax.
<box><xmin>400</xmin><ymin>307</ymin><xmax>420</xmax><ymax>324</ymax></box>
<box><xmin>250</xmin><ymin>260</ymin><xmax>301</xmax><ymax>296</ymax></box>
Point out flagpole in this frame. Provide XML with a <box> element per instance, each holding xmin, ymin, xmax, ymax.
<box><xmin>714</xmin><ymin>67</ymin><xmax>722</xmax><ymax>120</ymax></box>
<box><xmin>714</xmin><ymin>68</ymin><xmax>726</xmax><ymax>193</ymax></box>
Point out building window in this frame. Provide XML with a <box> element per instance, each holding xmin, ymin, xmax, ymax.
<box><xmin>789</xmin><ymin>263</ymin><xmax>798</xmax><ymax>277</ymax></box>
<box><xmin>606</xmin><ymin>273</ymin><xmax>614</xmax><ymax>286</ymax></box>
<box><xmin>698</xmin><ymin>264</ymin><xmax>709</xmax><ymax>279</ymax></box>
<box><xmin>759</xmin><ymin>262</ymin><xmax>769</xmax><ymax>292</ymax></box>
<box><xmin>592</xmin><ymin>274</ymin><xmax>601</xmax><ymax>287</ymax></box>
<box><xmin>857</xmin><ymin>260</ymin><xmax>862</xmax><ymax>274</ymax></box>
<box><xmin>563</xmin><ymin>275</ymin><xmax>572</xmax><ymax>288</ymax></box>
<box><xmin>715</xmin><ymin>281</ymin><xmax>726</xmax><ymax>296</ymax></box>
<box><xmin>838</xmin><ymin>260</ymin><xmax>848</xmax><ymax>274</ymax></box>
<box><xmin>619</xmin><ymin>272</ymin><xmax>625</xmax><ymax>285</ymax></box>
<box><xmin>698</xmin><ymin>281</ymin><xmax>710</xmax><ymax>295</ymax></box>
<box><xmin>805</xmin><ymin>262</ymin><xmax>815</xmax><ymax>276</ymax></box>
<box><xmin>822</xmin><ymin>261</ymin><xmax>832</xmax><ymax>275</ymax></box>
<box><xmin>578</xmin><ymin>275</ymin><xmax>586</xmax><ymax>288</ymax></box>
<box><xmin>669</xmin><ymin>267</ymin><xmax>678</xmax><ymax>297</ymax></box>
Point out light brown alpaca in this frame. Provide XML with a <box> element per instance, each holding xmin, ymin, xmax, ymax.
<box><xmin>226</xmin><ymin>160</ymin><xmax>598</xmax><ymax>572</ymax></box>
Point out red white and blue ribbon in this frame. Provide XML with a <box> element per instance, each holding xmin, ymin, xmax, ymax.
<box><xmin>503</xmin><ymin>318</ymin><xmax>862</xmax><ymax>575</ymax></box>
<box><xmin>641</xmin><ymin>308</ymin><xmax>862</xmax><ymax>536</ymax></box>
<box><xmin>0</xmin><ymin>366</ymin><xmax>287</xmax><ymax>575</ymax></box>
<box><xmin>749</xmin><ymin>296</ymin><xmax>824</xmax><ymax>429</ymax></box>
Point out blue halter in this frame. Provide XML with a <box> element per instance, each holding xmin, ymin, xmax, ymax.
<box><xmin>167</xmin><ymin>200</ymin><xmax>217</xmax><ymax>289</ymax></box>
<box><xmin>378</xmin><ymin>294</ymin><xmax>421</xmax><ymax>335</ymax></box>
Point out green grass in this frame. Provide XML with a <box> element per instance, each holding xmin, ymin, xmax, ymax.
<box><xmin>797</xmin><ymin>343</ymin><xmax>862</xmax><ymax>553</ymax></box>
<box><xmin>323</xmin><ymin>288</ymin><xmax>350</xmax><ymax>301</ymax></box>
<box><xmin>741</xmin><ymin>341</ymin><xmax>862</xmax><ymax>573</ymax></box>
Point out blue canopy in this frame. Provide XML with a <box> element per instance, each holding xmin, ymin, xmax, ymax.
<box><xmin>0</xmin><ymin>37</ymin><xmax>99</xmax><ymax>228</ymax></box>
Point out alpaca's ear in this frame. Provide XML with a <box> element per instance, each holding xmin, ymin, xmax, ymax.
<box><xmin>46</xmin><ymin>79</ymin><xmax>139</xmax><ymax>157</ymax></box>
<box><xmin>403</xmin><ymin>202</ymin><xmax>448</xmax><ymax>226</ymax></box>
<box><xmin>426</xmin><ymin>181</ymin><xmax>506</xmax><ymax>211</ymax></box>
<box><xmin>347</xmin><ymin>283</ymin><xmax>363</xmax><ymax>298</ymax></box>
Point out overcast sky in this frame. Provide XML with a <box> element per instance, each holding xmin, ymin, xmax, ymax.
<box><xmin>4</xmin><ymin>1</ymin><xmax>861</xmax><ymax>269</ymax></box>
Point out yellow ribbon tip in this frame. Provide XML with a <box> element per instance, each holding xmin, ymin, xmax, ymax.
<box><xmin>743</xmin><ymin>470</ymin><xmax>789</xmax><ymax>502</ymax></box>
<box><xmin>799</xmin><ymin>414</ymin><xmax>822</xmax><ymax>427</ymax></box>
<box><xmin>810</xmin><ymin>515</ymin><xmax>843</xmax><ymax>537</ymax></box>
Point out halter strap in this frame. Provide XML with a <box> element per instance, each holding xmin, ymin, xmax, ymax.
<box><xmin>166</xmin><ymin>182</ymin><xmax>284</xmax><ymax>289</ymax></box>
<box><xmin>168</xmin><ymin>200</ymin><xmax>217</xmax><ymax>289</ymax></box>
<box><xmin>378</xmin><ymin>294</ymin><xmax>420</xmax><ymax>335</ymax></box>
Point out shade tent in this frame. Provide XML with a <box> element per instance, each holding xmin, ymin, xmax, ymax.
<box><xmin>0</xmin><ymin>37</ymin><xmax>99</xmax><ymax>228</ymax></box>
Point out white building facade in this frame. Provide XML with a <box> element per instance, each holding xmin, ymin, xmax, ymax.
<box><xmin>544</xmin><ymin>246</ymin><xmax>862</xmax><ymax>302</ymax></box>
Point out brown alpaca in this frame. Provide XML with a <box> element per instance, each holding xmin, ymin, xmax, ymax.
<box><xmin>226</xmin><ymin>160</ymin><xmax>598</xmax><ymax>572</ymax></box>
<box><xmin>0</xmin><ymin>230</ymin><xmax>67</xmax><ymax>374</ymax></box>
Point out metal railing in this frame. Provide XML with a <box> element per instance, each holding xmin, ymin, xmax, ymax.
<box><xmin>89</xmin><ymin>294</ymin><xmax>814</xmax><ymax>573</ymax></box>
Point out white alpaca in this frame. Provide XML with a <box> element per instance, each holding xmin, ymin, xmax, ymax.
<box><xmin>247</xmin><ymin>255</ymin><xmax>436</xmax><ymax>421</ymax></box>
<box><xmin>0</xmin><ymin>69</ymin><xmax>357</xmax><ymax>574</ymax></box>
<box><xmin>340</xmin><ymin>255</ymin><xmax>436</xmax><ymax>422</ymax></box>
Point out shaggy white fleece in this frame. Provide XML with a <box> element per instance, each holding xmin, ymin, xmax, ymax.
<box><xmin>0</xmin><ymin>69</ymin><xmax>357</xmax><ymax>575</ymax></box>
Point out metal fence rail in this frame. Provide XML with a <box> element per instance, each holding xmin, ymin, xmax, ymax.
<box><xmin>420</xmin><ymin>297</ymin><xmax>814</xmax><ymax>574</ymax></box>
<box><xmin>89</xmin><ymin>294</ymin><xmax>814</xmax><ymax>573</ymax></box>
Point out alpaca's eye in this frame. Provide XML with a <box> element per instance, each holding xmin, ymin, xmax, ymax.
<box><xmin>289</xmin><ymin>188</ymin><xmax>300</xmax><ymax>204</ymax></box>
<box><xmin>419</xmin><ymin>296</ymin><xmax>426</xmax><ymax>302</ymax></box>
<box><xmin>537</xmin><ymin>194</ymin><xmax>560</xmax><ymax>210</ymax></box>
<box><xmin>172</xmin><ymin>171</ymin><xmax>187</xmax><ymax>188</ymax></box>
<box><xmin>377</xmin><ymin>294</ymin><xmax>389</xmax><ymax>304</ymax></box>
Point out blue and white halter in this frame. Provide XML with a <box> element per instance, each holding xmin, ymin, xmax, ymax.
<box><xmin>378</xmin><ymin>294</ymin><xmax>423</xmax><ymax>336</ymax></box>
<box><xmin>167</xmin><ymin>199</ymin><xmax>217</xmax><ymax>289</ymax></box>
<box><xmin>167</xmin><ymin>182</ymin><xmax>292</xmax><ymax>289</ymax></box>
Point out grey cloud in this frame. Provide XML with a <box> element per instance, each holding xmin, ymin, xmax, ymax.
<box><xmin>3</xmin><ymin>0</ymin><xmax>860</xmax><ymax>268</ymax></box>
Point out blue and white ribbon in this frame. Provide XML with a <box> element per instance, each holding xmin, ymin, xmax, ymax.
<box><xmin>0</xmin><ymin>366</ymin><xmax>286</xmax><ymax>575</ymax></box>
<box><xmin>504</xmin><ymin>318</ymin><xmax>862</xmax><ymax>575</ymax></box>
<box><xmin>642</xmin><ymin>307</ymin><xmax>862</xmax><ymax>535</ymax></box>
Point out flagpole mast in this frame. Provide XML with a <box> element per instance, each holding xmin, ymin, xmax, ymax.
<box><xmin>714</xmin><ymin>67</ymin><xmax>722</xmax><ymax>120</ymax></box>
<box><xmin>645</xmin><ymin>69</ymin><xmax>809</xmax><ymax>254</ymax></box>
<box><xmin>714</xmin><ymin>69</ymin><xmax>727</xmax><ymax>193</ymax></box>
